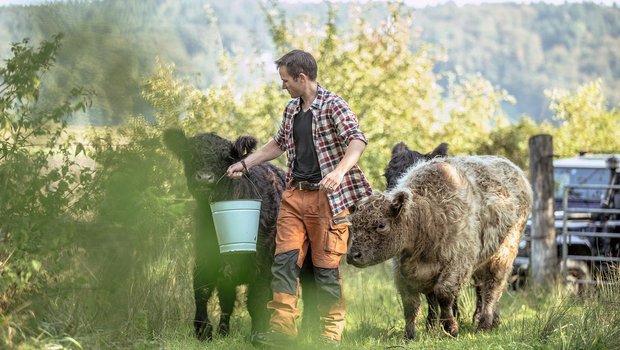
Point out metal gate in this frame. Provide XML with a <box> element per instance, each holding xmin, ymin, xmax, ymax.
<box><xmin>561</xmin><ymin>184</ymin><xmax>620</xmax><ymax>286</ymax></box>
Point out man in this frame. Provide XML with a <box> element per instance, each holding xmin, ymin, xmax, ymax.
<box><xmin>227</xmin><ymin>49</ymin><xmax>372</xmax><ymax>347</ymax></box>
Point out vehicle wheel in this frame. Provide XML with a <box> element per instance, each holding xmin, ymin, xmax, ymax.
<box><xmin>562</xmin><ymin>259</ymin><xmax>591</xmax><ymax>295</ymax></box>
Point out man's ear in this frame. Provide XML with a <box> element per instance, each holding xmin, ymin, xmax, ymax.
<box><xmin>231</xmin><ymin>136</ymin><xmax>258</xmax><ymax>160</ymax></box>
<box><xmin>162</xmin><ymin>128</ymin><xmax>188</xmax><ymax>160</ymax></box>
<box><xmin>389</xmin><ymin>190</ymin><xmax>411</xmax><ymax>218</ymax></box>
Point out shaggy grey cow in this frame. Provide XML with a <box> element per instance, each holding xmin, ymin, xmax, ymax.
<box><xmin>347</xmin><ymin>156</ymin><xmax>532</xmax><ymax>339</ymax></box>
<box><xmin>384</xmin><ymin>142</ymin><xmax>455</xmax><ymax>328</ymax></box>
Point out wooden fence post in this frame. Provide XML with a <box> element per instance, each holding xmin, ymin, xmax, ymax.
<box><xmin>529</xmin><ymin>134</ymin><xmax>558</xmax><ymax>285</ymax></box>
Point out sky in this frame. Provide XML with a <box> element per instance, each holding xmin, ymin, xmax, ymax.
<box><xmin>281</xmin><ymin>0</ymin><xmax>619</xmax><ymax>6</ymax></box>
<box><xmin>0</xmin><ymin>0</ymin><xmax>618</xmax><ymax>6</ymax></box>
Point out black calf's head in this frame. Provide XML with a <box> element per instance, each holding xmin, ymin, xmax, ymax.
<box><xmin>163</xmin><ymin>128</ymin><xmax>257</xmax><ymax>200</ymax></box>
<box><xmin>384</xmin><ymin>142</ymin><xmax>448</xmax><ymax>190</ymax></box>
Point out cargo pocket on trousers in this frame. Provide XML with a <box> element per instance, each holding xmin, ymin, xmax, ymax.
<box><xmin>324</xmin><ymin>219</ymin><xmax>349</xmax><ymax>255</ymax></box>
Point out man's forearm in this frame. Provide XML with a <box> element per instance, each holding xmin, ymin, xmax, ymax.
<box><xmin>333</xmin><ymin>139</ymin><xmax>366</xmax><ymax>175</ymax></box>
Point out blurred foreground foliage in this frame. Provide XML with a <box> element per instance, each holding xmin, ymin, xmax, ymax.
<box><xmin>0</xmin><ymin>2</ymin><xmax>619</xmax><ymax>348</ymax></box>
<box><xmin>0</xmin><ymin>34</ymin><xmax>94</xmax><ymax>337</ymax></box>
<box><xmin>0</xmin><ymin>35</ymin><xmax>193</xmax><ymax>348</ymax></box>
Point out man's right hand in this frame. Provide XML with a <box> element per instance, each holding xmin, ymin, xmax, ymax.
<box><xmin>226</xmin><ymin>162</ymin><xmax>245</xmax><ymax>179</ymax></box>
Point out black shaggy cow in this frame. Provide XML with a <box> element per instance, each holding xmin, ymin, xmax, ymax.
<box><xmin>163</xmin><ymin>128</ymin><xmax>316</xmax><ymax>340</ymax></box>
<box><xmin>384</xmin><ymin>142</ymin><xmax>449</xmax><ymax>190</ymax></box>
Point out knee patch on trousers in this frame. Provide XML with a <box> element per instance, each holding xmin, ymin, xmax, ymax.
<box><xmin>271</xmin><ymin>250</ymin><xmax>301</xmax><ymax>295</ymax></box>
<box><xmin>314</xmin><ymin>267</ymin><xmax>341</xmax><ymax>304</ymax></box>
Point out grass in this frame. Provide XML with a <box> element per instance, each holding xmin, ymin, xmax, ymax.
<box><xmin>4</xmin><ymin>224</ymin><xmax>620</xmax><ymax>349</ymax></box>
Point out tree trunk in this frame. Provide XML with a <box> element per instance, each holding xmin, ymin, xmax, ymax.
<box><xmin>529</xmin><ymin>134</ymin><xmax>558</xmax><ymax>285</ymax></box>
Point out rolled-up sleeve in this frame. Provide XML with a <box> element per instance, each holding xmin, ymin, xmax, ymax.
<box><xmin>273</xmin><ymin>111</ymin><xmax>287</xmax><ymax>151</ymax></box>
<box><xmin>331</xmin><ymin>99</ymin><xmax>368</xmax><ymax>146</ymax></box>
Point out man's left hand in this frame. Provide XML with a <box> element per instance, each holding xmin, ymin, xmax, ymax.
<box><xmin>319</xmin><ymin>170</ymin><xmax>345</xmax><ymax>193</ymax></box>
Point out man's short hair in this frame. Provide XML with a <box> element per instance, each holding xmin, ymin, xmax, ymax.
<box><xmin>275</xmin><ymin>49</ymin><xmax>317</xmax><ymax>81</ymax></box>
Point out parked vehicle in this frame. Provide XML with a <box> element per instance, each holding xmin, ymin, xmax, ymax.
<box><xmin>511</xmin><ymin>153</ymin><xmax>620</xmax><ymax>290</ymax></box>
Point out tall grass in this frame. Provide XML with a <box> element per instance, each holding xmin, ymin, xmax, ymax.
<box><xmin>8</xmin><ymin>238</ymin><xmax>620</xmax><ymax>349</ymax></box>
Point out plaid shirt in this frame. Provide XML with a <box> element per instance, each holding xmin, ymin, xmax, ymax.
<box><xmin>274</xmin><ymin>84</ymin><xmax>372</xmax><ymax>216</ymax></box>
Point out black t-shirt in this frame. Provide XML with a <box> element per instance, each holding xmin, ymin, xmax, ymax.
<box><xmin>292</xmin><ymin>107</ymin><xmax>322</xmax><ymax>183</ymax></box>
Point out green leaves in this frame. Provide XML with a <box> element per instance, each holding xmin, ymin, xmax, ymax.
<box><xmin>0</xmin><ymin>34</ymin><xmax>96</xmax><ymax>323</ymax></box>
<box><xmin>74</xmin><ymin>142</ymin><xmax>85</xmax><ymax>156</ymax></box>
<box><xmin>0</xmin><ymin>35</ymin><xmax>62</xmax><ymax>105</ymax></box>
<box><xmin>547</xmin><ymin>80</ymin><xmax>620</xmax><ymax>156</ymax></box>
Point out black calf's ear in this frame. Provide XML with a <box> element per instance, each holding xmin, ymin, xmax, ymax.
<box><xmin>163</xmin><ymin>128</ymin><xmax>189</xmax><ymax>160</ymax></box>
<box><xmin>391</xmin><ymin>142</ymin><xmax>409</xmax><ymax>157</ymax></box>
<box><xmin>231</xmin><ymin>136</ymin><xmax>258</xmax><ymax>160</ymax></box>
<box><xmin>390</xmin><ymin>190</ymin><xmax>410</xmax><ymax>218</ymax></box>
<box><xmin>430</xmin><ymin>142</ymin><xmax>449</xmax><ymax>158</ymax></box>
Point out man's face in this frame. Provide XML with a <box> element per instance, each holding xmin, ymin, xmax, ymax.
<box><xmin>278</xmin><ymin>66</ymin><xmax>303</xmax><ymax>98</ymax></box>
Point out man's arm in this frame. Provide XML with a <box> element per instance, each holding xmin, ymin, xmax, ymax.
<box><xmin>319</xmin><ymin>139</ymin><xmax>366</xmax><ymax>192</ymax></box>
<box><xmin>226</xmin><ymin>139</ymin><xmax>285</xmax><ymax>178</ymax></box>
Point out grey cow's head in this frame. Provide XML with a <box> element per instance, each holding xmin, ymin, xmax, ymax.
<box><xmin>163</xmin><ymin>128</ymin><xmax>257</xmax><ymax>201</ymax></box>
<box><xmin>347</xmin><ymin>190</ymin><xmax>413</xmax><ymax>268</ymax></box>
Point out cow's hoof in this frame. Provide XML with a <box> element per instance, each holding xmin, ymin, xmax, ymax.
<box><xmin>405</xmin><ymin>329</ymin><xmax>415</xmax><ymax>341</ymax></box>
<box><xmin>441</xmin><ymin>320</ymin><xmax>459</xmax><ymax>338</ymax></box>
<box><xmin>477</xmin><ymin>315</ymin><xmax>494</xmax><ymax>331</ymax></box>
<box><xmin>404</xmin><ymin>322</ymin><xmax>416</xmax><ymax>340</ymax></box>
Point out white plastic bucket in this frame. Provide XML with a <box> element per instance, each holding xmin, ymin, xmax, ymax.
<box><xmin>210</xmin><ymin>199</ymin><xmax>261</xmax><ymax>254</ymax></box>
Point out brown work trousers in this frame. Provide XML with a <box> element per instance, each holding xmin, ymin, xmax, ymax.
<box><xmin>267</xmin><ymin>187</ymin><xmax>350</xmax><ymax>341</ymax></box>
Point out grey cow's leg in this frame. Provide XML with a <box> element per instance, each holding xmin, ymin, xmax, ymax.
<box><xmin>434</xmin><ymin>270</ymin><xmax>466</xmax><ymax>337</ymax></box>
<box><xmin>426</xmin><ymin>293</ymin><xmax>460</xmax><ymax>329</ymax></box>
<box><xmin>425</xmin><ymin>293</ymin><xmax>439</xmax><ymax>329</ymax></box>
<box><xmin>435</xmin><ymin>291</ymin><xmax>459</xmax><ymax>337</ymax></box>
<box><xmin>473</xmin><ymin>284</ymin><xmax>483</xmax><ymax>325</ymax></box>
<box><xmin>478</xmin><ymin>222</ymin><xmax>524</xmax><ymax>331</ymax></box>
<box><xmin>477</xmin><ymin>265</ymin><xmax>510</xmax><ymax>331</ymax></box>
<box><xmin>395</xmin><ymin>277</ymin><xmax>421</xmax><ymax>340</ymax></box>
<box><xmin>402</xmin><ymin>292</ymin><xmax>422</xmax><ymax>340</ymax></box>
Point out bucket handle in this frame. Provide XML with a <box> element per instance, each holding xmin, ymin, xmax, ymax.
<box><xmin>210</xmin><ymin>170</ymin><xmax>263</xmax><ymax>203</ymax></box>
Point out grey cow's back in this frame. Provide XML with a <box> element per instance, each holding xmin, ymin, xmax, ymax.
<box><xmin>449</xmin><ymin>156</ymin><xmax>532</xmax><ymax>261</ymax></box>
<box><xmin>395</xmin><ymin>155</ymin><xmax>532</xmax><ymax>264</ymax></box>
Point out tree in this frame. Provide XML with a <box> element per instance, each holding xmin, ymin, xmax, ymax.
<box><xmin>261</xmin><ymin>1</ymin><xmax>513</xmax><ymax>186</ymax></box>
<box><xmin>0</xmin><ymin>34</ymin><xmax>92</xmax><ymax>345</ymax></box>
<box><xmin>548</xmin><ymin>79</ymin><xmax>620</xmax><ymax>157</ymax></box>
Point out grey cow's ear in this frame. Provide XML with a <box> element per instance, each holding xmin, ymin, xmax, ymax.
<box><xmin>389</xmin><ymin>190</ymin><xmax>411</xmax><ymax>219</ymax></box>
<box><xmin>430</xmin><ymin>142</ymin><xmax>449</xmax><ymax>158</ymax></box>
<box><xmin>231</xmin><ymin>136</ymin><xmax>258</xmax><ymax>160</ymax></box>
<box><xmin>163</xmin><ymin>128</ymin><xmax>189</xmax><ymax>160</ymax></box>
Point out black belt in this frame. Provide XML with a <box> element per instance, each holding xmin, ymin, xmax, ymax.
<box><xmin>291</xmin><ymin>180</ymin><xmax>321</xmax><ymax>191</ymax></box>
